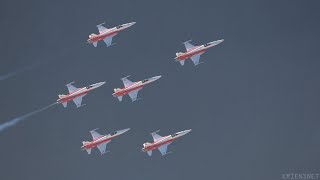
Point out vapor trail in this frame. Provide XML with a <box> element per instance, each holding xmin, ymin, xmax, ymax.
<box><xmin>0</xmin><ymin>64</ymin><xmax>37</xmax><ymax>81</ymax></box>
<box><xmin>0</xmin><ymin>102</ymin><xmax>58</xmax><ymax>133</ymax></box>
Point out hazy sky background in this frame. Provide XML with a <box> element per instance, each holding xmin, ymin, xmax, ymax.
<box><xmin>1</xmin><ymin>0</ymin><xmax>320</xmax><ymax>179</ymax></box>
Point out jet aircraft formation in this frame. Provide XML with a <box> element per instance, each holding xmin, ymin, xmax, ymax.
<box><xmin>75</xmin><ymin>21</ymin><xmax>222</xmax><ymax>156</ymax></box>
<box><xmin>2</xmin><ymin>20</ymin><xmax>224</xmax><ymax>157</ymax></box>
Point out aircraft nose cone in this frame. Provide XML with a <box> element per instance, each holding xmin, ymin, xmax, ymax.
<box><xmin>153</xmin><ymin>75</ymin><xmax>162</xmax><ymax>80</ymax></box>
<box><xmin>185</xmin><ymin>129</ymin><xmax>192</xmax><ymax>133</ymax></box>
<box><xmin>211</xmin><ymin>39</ymin><xmax>224</xmax><ymax>46</ymax></box>
<box><xmin>217</xmin><ymin>39</ymin><xmax>224</xmax><ymax>44</ymax></box>
<box><xmin>96</xmin><ymin>81</ymin><xmax>106</xmax><ymax>87</ymax></box>
<box><xmin>180</xmin><ymin>129</ymin><xmax>192</xmax><ymax>136</ymax></box>
<box><xmin>118</xmin><ymin>128</ymin><xmax>130</xmax><ymax>134</ymax></box>
<box><xmin>131</xmin><ymin>22</ymin><xmax>136</xmax><ymax>25</ymax></box>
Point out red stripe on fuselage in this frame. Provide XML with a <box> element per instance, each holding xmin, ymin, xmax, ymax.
<box><xmin>144</xmin><ymin>138</ymin><xmax>174</xmax><ymax>151</ymax></box>
<box><xmin>89</xmin><ymin>30</ymin><xmax>120</xmax><ymax>42</ymax></box>
<box><xmin>84</xmin><ymin>136</ymin><xmax>114</xmax><ymax>149</ymax></box>
<box><xmin>176</xmin><ymin>49</ymin><xmax>206</xmax><ymax>61</ymax></box>
<box><xmin>58</xmin><ymin>89</ymin><xmax>91</xmax><ymax>103</ymax></box>
<box><xmin>114</xmin><ymin>83</ymin><xmax>143</xmax><ymax>97</ymax></box>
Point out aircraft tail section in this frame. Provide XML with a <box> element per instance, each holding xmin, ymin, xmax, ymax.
<box><xmin>176</xmin><ymin>52</ymin><xmax>183</xmax><ymax>56</ymax></box>
<box><xmin>114</xmin><ymin>88</ymin><xmax>121</xmax><ymax>93</ymax></box>
<box><xmin>58</xmin><ymin>94</ymin><xmax>66</xmax><ymax>99</ymax></box>
<box><xmin>89</xmin><ymin>33</ymin><xmax>97</xmax><ymax>38</ymax></box>
<box><xmin>82</xmin><ymin>141</ymin><xmax>92</xmax><ymax>154</ymax></box>
<box><xmin>113</xmin><ymin>89</ymin><xmax>123</xmax><ymax>101</ymax></box>
<box><xmin>58</xmin><ymin>94</ymin><xmax>68</xmax><ymax>108</ymax></box>
<box><xmin>82</xmin><ymin>141</ymin><xmax>90</xmax><ymax>146</ymax></box>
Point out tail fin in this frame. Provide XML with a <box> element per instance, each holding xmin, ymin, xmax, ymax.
<box><xmin>114</xmin><ymin>88</ymin><xmax>121</xmax><ymax>93</ymax></box>
<box><xmin>58</xmin><ymin>94</ymin><xmax>66</xmax><ymax>99</ymax></box>
<box><xmin>176</xmin><ymin>52</ymin><xmax>183</xmax><ymax>56</ymax></box>
<box><xmin>89</xmin><ymin>33</ymin><xmax>97</xmax><ymax>38</ymax></box>
<box><xmin>82</xmin><ymin>141</ymin><xmax>90</xmax><ymax>146</ymax></box>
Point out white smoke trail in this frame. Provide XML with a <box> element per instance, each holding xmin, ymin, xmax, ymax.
<box><xmin>0</xmin><ymin>102</ymin><xmax>58</xmax><ymax>132</ymax></box>
<box><xmin>0</xmin><ymin>64</ymin><xmax>37</xmax><ymax>81</ymax></box>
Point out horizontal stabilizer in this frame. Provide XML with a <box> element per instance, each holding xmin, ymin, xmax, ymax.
<box><xmin>147</xmin><ymin>150</ymin><xmax>152</xmax><ymax>156</ymax></box>
<box><xmin>86</xmin><ymin>148</ymin><xmax>92</xmax><ymax>154</ymax></box>
<box><xmin>117</xmin><ymin>96</ymin><xmax>123</xmax><ymax>102</ymax></box>
<box><xmin>62</xmin><ymin>102</ymin><xmax>67</xmax><ymax>108</ymax></box>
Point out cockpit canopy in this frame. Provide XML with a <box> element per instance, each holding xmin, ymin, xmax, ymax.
<box><xmin>116</xmin><ymin>25</ymin><xmax>123</xmax><ymax>29</ymax></box>
<box><xmin>86</xmin><ymin>85</ymin><xmax>93</xmax><ymax>89</ymax></box>
<box><xmin>110</xmin><ymin>131</ymin><xmax>118</xmax><ymax>136</ymax></box>
<box><xmin>171</xmin><ymin>133</ymin><xmax>178</xmax><ymax>137</ymax></box>
<box><xmin>204</xmin><ymin>43</ymin><xmax>211</xmax><ymax>47</ymax></box>
<box><xmin>142</xmin><ymin>79</ymin><xmax>149</xmax><ymax>83</ymax></box>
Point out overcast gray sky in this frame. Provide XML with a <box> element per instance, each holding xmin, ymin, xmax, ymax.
<box><xmin>1</xmin><ymin>0</ymin><xmax>320</xmax><ymax>180</ymax></box>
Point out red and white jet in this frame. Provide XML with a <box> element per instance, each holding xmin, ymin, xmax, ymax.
<box><xmin>142</xmin><ymin>129</ymin><xmax>192</xmax><ymax>156</ymax></box>
<box><xmin>87</xmin><ymin>22</ymin><xmax>136</xmax><ymax>47</ymax></box>
<box><xmin>175</xmin><ymin>39</ymin><xmax>224</xmax><ymax>66</ymax></box>
<box><xmin>81</xmin><ymin>128</ymin><xmax>130</xmax><ymax>155</ymax></box>
<box><xmin>57</xmin><ymin>81</ymin><xmax>105</xmax><ymax>108</ymax></box>
<box><xmin>112</xmin><ymin>75</ymin><xmax>161</xmax><ymax>102</ymax></box>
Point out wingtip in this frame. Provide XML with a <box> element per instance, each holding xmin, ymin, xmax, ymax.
<box><xmin>66</xmin><ymin>81</ymin><xmax>75</xmax><ymax>86</ymax></box>
<box><xmin>121</xmin><ymin>75</ymin><xmax>131</xmax><ymax>80</ymax></box>
<box><xmin>182</xmin><ymin>39</ymin><xmax>192</xmax><ymax>44</ymax></box>
<box><xmin>90</xmin><ymin>128</ymin><xmax>99</xmax><ymax>132</ymax></box>
<box><xmin>97</xmin><ymin>21</ymin><xmax>106</xmax><ymax>26</ymax></box>
<box><xmin>151</xmin><ymin>130</ymin><xmax>160</xmax><ymax>134</ymax></box>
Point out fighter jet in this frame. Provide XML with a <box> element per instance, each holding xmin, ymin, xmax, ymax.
<box><xmin>81</xmin><ymin>128</ymin><xmax>130</xmax><ymax>155</ymax></box>
<box><xmin>57</xmin><ymin>81</ymin><xmax>105</xmax><ymax>108</ymax></box>
<box><xmin>112</xmin><ymin>75</ymin><xmax>161</xmax><ymax>102</ymax></box>
<box><xmin>87</xmin><ymin>22</ymin><xmax>136</xmax><ymax>47</ymax></box>
<box><xmin>175</xmin><ymin>39</ymin><xmax>224</xmax><ymax>66</ymax></box>
<box><xmin>142</xmin><ymin>129</ymin><xmax>192</xmax><ymax>156</ymax></box>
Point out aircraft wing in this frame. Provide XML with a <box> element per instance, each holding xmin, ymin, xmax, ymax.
<box><xmin>151</xmin><ymin>131</ymin><xmax>163</xmax><ymax>142</ymax></box>
<box><xmin>184</xmin><ymin>41</ymin><xmax>195</xmax><ymax>51</ymax></box>
<box><xmin>90</xmin><ymin>129</ymin><xmax>103</xmax><ymax>140</ymax></box>
<box><xmin>128</xmin><ymin>88</ymin><xmax>142</xmax><ymax>102</ymax></box>
<box><xmin>97</xmin><ymin>140</ymin><xmax>111</xmax><ymax>154</ymax></box>
<box><xmin>158</xmin><ymin>143</ymin><xmax>170</xmax><ymax>156</ymax></box>
<box><xmin>103</xmin><ymin>36</ymin><xmax>113</xmax><ymax>47</ymax></box>
<box><xmin>73</xmin><ymin>94</ymin><xmax>86</xmax><ymax>108</ymax></box>
<box><xmin>190</xmin><ymin>54</ymin><xmax>201</xmax><ymax>66</ymax></box>
<box><xmin>97</xmin><ymin>23</ymin><xmax>108</xmax><ymax>34</ymax></box>
<box><xmin>121</xmin><ymin>76</ymin><xmax>134</xmax><ymax>88</ymax></box>
<box><xmin>66</xmin><ymin>82</ymin><xmax>78</xmax><ymax>93</ymax></box>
